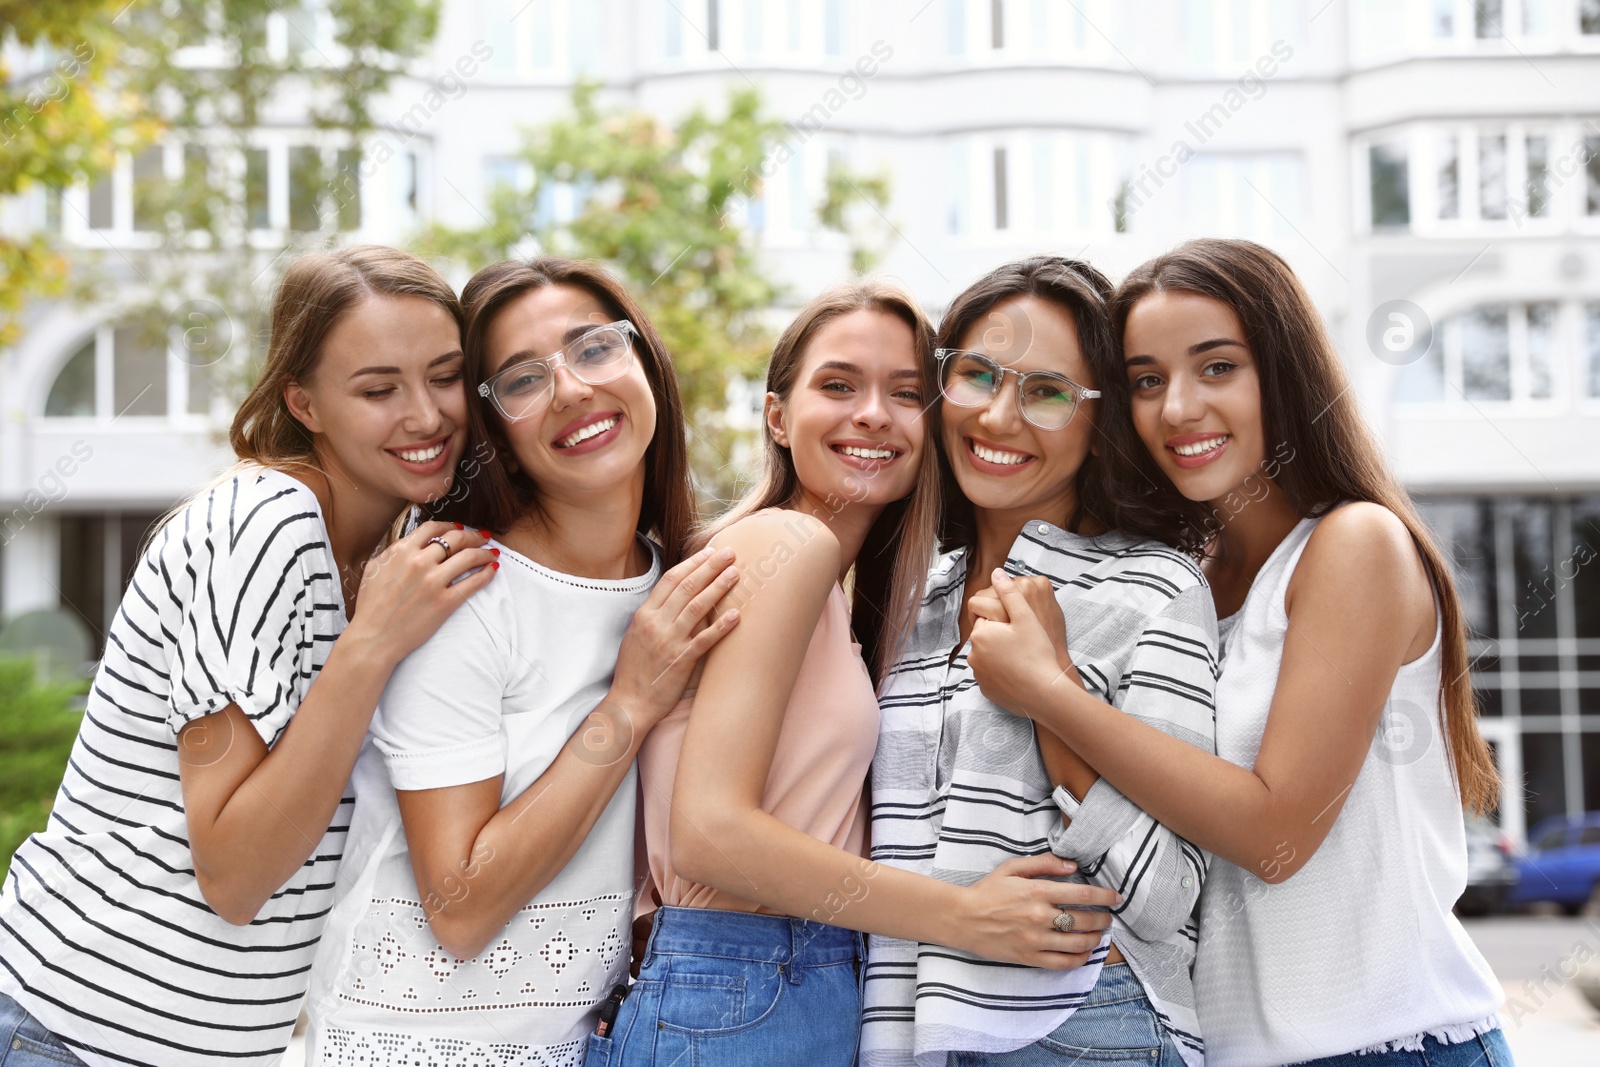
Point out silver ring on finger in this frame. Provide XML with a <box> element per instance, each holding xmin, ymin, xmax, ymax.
<box><xmin>1052</xmin><ymin>910</ymin><xmax>1077</xmax><ymax>933</ymax></box>
<box><xmin>427</xmin><ymin>536</ymin><xmax>452</xmax><ymax>560</ymax></box>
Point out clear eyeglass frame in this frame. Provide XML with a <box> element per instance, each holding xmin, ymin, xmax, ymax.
<box><xmin>935</xmin><ymin>347</ymin><xmax>1102</xmax><ymax>431</ymax></box>
<box><xmin>477</xmin><ymin>319</ymin><xmax>638</xmax><ymax>422</ymax></box>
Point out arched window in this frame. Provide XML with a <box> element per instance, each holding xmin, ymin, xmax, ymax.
<box><xmin>39</xmin><ymin>322</ymin><xmax>215</xmax><ymax>420</ymax></box>
<box><xmin>44</xmin><ymin>339</ymin><xmax>96</xmax><ymax>417</ymax></box>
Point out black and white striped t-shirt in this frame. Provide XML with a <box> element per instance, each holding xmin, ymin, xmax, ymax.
<box><xmin>862</xmin><ymin>521</ymin><xmax>1218</xmax><ymax>1067</ymax></box>
<box><xmin>0</xmin><ymin>467</ymin><xmax>350</xmax><ymax>1067</ymax></box>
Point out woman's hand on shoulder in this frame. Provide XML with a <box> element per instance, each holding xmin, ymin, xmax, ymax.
<box><xmin>609</xmin><ymin>544</ymin><xmax>744</xmax><ymax>727</ymax></box>
<box><xmin>953</xmin><ymin>853</ymin><xmax>1120</xmax><ymax>969</ymax></box>
<box><xmin>344</xmin><ymin>521</ymin><xmax>498</xmax><ymax>668</ymax></box>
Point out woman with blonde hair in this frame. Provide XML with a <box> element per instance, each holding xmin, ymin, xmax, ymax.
<box><xmin>0</xmin><ymin>245</ymin><xmax>497</xmax><ymax>1066</ymax></box>
<box><xmin>595</xmin><ymin>279</ymin><xmax>1121</xmax><ymax>1067</ymax></box>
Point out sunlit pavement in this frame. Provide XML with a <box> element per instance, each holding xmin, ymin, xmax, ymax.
<box><xmin>1463</xmin><ymin>915</ymin><xmax>1600</xmax><ymax>1066</ymax></box>
<box><xmin>277</xmin><ymin>917</ymin><xmax>1599</xmax><ymax>1065</ymax></box>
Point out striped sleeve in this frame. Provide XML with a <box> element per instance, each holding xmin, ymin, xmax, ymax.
<box><xmin>167</xmin><ymin>478</ymin><xmax>333</xmax><ymax>745</ymax></box>
<box><xmin>1048</xmin><ymin>581</ymin><xmax>1217</xmax><ymax>942</ymax></box>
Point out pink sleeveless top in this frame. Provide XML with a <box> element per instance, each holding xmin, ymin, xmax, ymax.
<box><xmin>638</xmin><ymin>583</ymin><xmax>880</xmax><ymax>914</ymax></box>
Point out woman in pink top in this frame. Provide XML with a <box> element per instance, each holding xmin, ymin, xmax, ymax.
<box><xmin>589</xmin><ymin>281</ymin><xmax>1122</xmax><ymax>1067</ymax></box>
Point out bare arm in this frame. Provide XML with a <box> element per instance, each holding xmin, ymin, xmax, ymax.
<box><xmin>970</xmin><ymin>504</ymin><xmax>1435</xmax><ymax>884</ymax></box>
<box><xmin>178</xmin><ymin>522</ymin><xmax>496</xmax><ymax>925</ymax></box>
<box><xmin>670</xmin><ymin>512</ymin><xmax>1120</xmax><ymax>970</ymax></box>
<box><xmin>398</xmin><ymin>548</ymin><xmax>743</xmax><ymax>960</ymax></box>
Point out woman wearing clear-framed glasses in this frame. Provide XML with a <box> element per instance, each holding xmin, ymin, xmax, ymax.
<box><xmin>859</xmin><ymin>256</ymin><xmax>1219</xmax><ymax>1067</ymax></box>
<box><xmin>303</xmin><ymin>257</ymin><xmax>741</xmax><ymax>1066</ymax></box>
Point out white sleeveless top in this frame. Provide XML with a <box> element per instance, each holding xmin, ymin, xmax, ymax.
<box><xmin>1193</xmin><ymin>511</ymin><xmax>1502</xmax><ymax>1067</ymax></box>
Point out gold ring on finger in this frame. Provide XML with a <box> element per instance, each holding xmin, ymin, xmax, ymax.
<box><xmin>1052</xmin><ymin>910</ymin><xmax>1077</xmax><ymax>933</ymax></box>
<box><xmin>427</xmin><ymin>536</ymin><xmax>452</xmax><ymax>560</ymax></box>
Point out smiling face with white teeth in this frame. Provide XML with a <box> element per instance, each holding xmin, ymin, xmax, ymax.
<box><xmin>284</xmin><ymin>294</ymin><xmax>467</xmax><ymax>512</ymax></box>
<box><xmin>1122</xmin><ymin>290</ymin><xmax>1267</xmax><ymax>507</ymax></box>
<box><xmin>939</xmin><ymin>294</ymin><xmax>1099</xmax><ymax>532</ymax></box>
<box><xmin>482</xmin><ymin>283</ymin><xmax>656</xmax><ymax>512</ymax></box>
<box><xmin>767</xmin><ymin>308</ymin><xmax>926</xmax><ymax>521</ymax></box>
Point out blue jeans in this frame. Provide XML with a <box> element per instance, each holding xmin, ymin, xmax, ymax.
<box><xmin>1288</xmin><ymin>1029</ymin><xmax>1515</xmax><ymax>1067</ymax></box>
<box><xmin>585</xmin><ymin>905</ymin><xmax>864</xmax><ymax>1067</ymax></box>
<box><xmin>0</xmin><ymin>993</ymin><xmax>87</xmax><ymax>1067</ymax></box>
<box><xmin>951</xmin><ymin>963</ymin><xmax>1188</xmax><ymax>1066</ymax></box>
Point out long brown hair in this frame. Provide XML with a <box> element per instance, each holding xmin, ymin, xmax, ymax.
<box><xmin>230</xmin><ymin>245</ymin><xmax>465</xmax><ymax>470</ymax></box>
<box><xmin>703</xmin><ymin>279</ymin><xmax>941</xmax><ymax>689</ymax></box>
<box><xmin>429</xmin><ymin>257</ymin><xmax>697</xmax><ymax>566</ymax></box>
<box><xmin>1112</xmin><ymin>237</ymin><xmax>1500</xmax><ymax>815</ymax></box>
<box><xmin>934</xmin><ymin>255</ymin><xmax>1206</xmax><ymax>555</ymax></box>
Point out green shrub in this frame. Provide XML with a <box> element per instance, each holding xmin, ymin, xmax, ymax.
<box><xmin>0</xmin><ymin>656</ymin><xmax>87</xmax><ymax>866</ymax></box>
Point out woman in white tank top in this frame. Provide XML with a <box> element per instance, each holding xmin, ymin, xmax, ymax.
<box><xmin>963</xmin><ymin>239</ymin><xmax>1514</xmax><ymax>1067</ymax></box>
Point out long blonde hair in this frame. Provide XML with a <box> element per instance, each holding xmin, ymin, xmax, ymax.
<box><xmin>703</xmin><ymin>279</ymin><xmax>942</xmax><ymax>690</ymax></box>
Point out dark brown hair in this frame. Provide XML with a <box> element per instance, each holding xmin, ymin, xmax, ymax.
<box><xmin>230</xmin><ymin>245</ymin><xmax>465</xmax><ymax>470</ymax></box>
<box><xmin>1112</xmin><ymin>237</ymin><xmax>1499</xmax><ymax>815</ymax></box>
<box><xmin>701</xmin><ymin>279</ymin><xmax>941</xmax><ymax>689</ymax></box>
<box><xmin>934</xmin><ymin>255</ymin><xmax>1205</xmax><ymax>554</ymax></box>
<box><xmin>430</xmin><ymin>257</ymin><xmax>696</xmax><ymax>566</ymax></box>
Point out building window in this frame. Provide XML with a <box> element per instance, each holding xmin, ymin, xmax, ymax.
<box><xmin>1586</xmin><ymin>134</ymin><xmax>1600</xmax><ymax>216</ymax></box>
<box><xmin>113</xmin><ymin>324</ymin><xmax>168</xmax><ymax>417</ymax></box>
<box><xmin>706</xmin><ymin>0</ymin><xmax>720</xmax><ymax>51</ymax></box>
<box><xmin>57</xmin><ymin>512</ymin><xmax>166</xmax><ymax>656</ymax></box>
<box><xmin>1398</xmin><ymin>301</ymin><xmax>1570</xmax><ymax>405</ymax></box>
<box><xmin>990</xmin><ymin>0</ymin><xmax>1005</xmax><ymax>48</ymax></box>
<box><xmin>1475</xmin><ymin>0</ymin><xmax>1504</xmax><ymax>37</ymax></box>
<box><xmin>823</xmin><ymin>0</ymin><xmax>842</xmax><ymax>55</ymax></box>
<box><xmin>88</xmin><ymin>172</ymin><xmax>113</xmax><ymax>230</ymax></box>
<box><xmin>1436</xmin><ymin>134</ymin><xmax>1460</xmax><ymax>219</ymax></box>
<box><xmin>946</xmin><ymin>142</ymin><xmax>968</xmax><ymax>235</ymax></box>
<box><xmin>946</xmin><ymin>0</ymin><xmax>967</xmax><ymax>55</ymax></box>
<box><xmin>1584</xmin><ymin>0</ymin><xmax>1600</xmax><ymax>34</ymax></box>
<box><xmin>245</xmin><ymin>148</ymin><xmax>271</xmax><ymax>229</ymax></box>
<box><xmin>131</xmin><ymin>146</ymin><xmax>165</xmax><ymax>232</ymax></box>
<box><xmin>992</xmin><ymin>147</ymin><xmax>1009</xmax><ymax>230</ymax></box>
<box><xmin>1478</xmin><ymin>131</ymin><xmax>1508</xmax><ymax>219</ymax></box>
<box><xmin>1586</xmin><ymin>304</ymin><xmax>1600</xmax><ymax>398</ymax></box>
<box><xmin>41</xmin><ymin>322</ymin><xmax>220</xmax><ymax>422</ymax></box>
<box><xmin>1418</xmin><ymin>494</ymin><xmax>1600</xmax><ymax>840</ymax></box>
<box><xmin>44</xmin><ymin>340</ymin><xmax>96</xmax><ymax>417</ymax></box>
<box><xmin>1370</xmin><ymin>142</ymin><xmax>1410</xmax><ymax>228</ymax></box>
<box><xmin>743</xmin><ymin>0</ymin><xmax>764</xmax><ymax>53</ymax></box>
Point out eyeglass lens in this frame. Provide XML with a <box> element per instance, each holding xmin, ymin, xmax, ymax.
<box><xmin>489</xmin><ymin>324</ymin><xmax>632</xmax><ymax>418</ymax></box>
<box><xmin>941</xmin><ymin>351</ymin><xmax>1081</xmax><ymax>430</ymax></box>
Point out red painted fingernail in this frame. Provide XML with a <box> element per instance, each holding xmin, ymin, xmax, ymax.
<box><xmin>453</xmin><ymin>522</ymin><xmax>464</xmax><ymax>530</ymax></box>
<box><xmin>491</xmin><ymin>561</ymin><xmax>500</xmax><ymax>570</ymax></box>
<box><xmin>491</xmin><ymin>548</ymin><xmax>500</xmax><ymax>557</ymax></box>
<box><xmin>479</xmin><ymin>528</ymin><xmax>492</xmax><ymax>538</ymax></box>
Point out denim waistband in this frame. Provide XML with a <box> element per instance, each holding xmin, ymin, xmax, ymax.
<box><xmin>645</xmin><ymin>906</ymin><xmax>864</xmax><ymax>971</ymax></box>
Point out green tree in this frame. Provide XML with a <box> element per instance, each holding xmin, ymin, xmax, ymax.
<box><xmin>0</xmin><ymin>657</ymin><xmax>86</xmax><ymax>867</ymax></box>
<box><xmin>418</xmin><ymin>83</ymin><xmax>894</xmax><ymax>506</ymax></box>
<box><xmin>0</xmin><ymin>0</ymin><xmax>153</xmax><ymax>346</ymax></box>
<box><xmin>2</xmin><ymin>0</ymin><xmax>442</xmax><ymax>365</ymax></box>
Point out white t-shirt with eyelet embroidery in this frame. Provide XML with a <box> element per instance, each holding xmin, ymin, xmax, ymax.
<box><xmin>304</xmin><ymin>537</ymin><xmax>658</xmax><ymax>1067</ymax></box>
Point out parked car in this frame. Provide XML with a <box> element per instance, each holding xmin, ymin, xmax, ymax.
<box><xmin>1456</xmin><ymin>814</ymin><xmax>1519</xmax><ymax>917</ymax></box>
<box><xmin>1506</xmin><ymin>812</ymin><xmax>1600</xmax><ymax>916</ymax></box>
